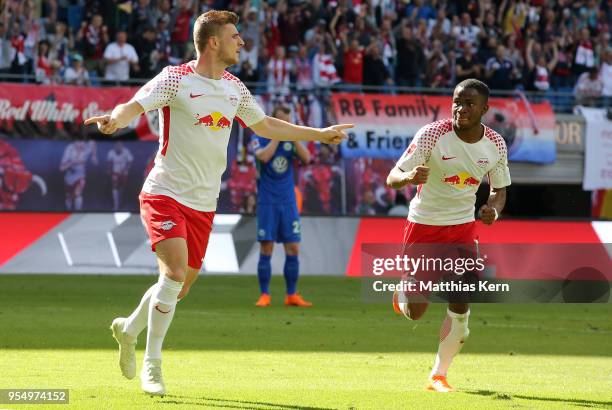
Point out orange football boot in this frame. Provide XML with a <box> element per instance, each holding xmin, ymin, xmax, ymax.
<box><xmin>255</xmin><ymin>293</ymin><xmax>271</xmax><ymax>307</ymax></box>
<box><xmin>284</xmin><ymin>293</ymin><xmax>312</xmax><ymax>307</ymax></box>
<box><xmin>426</xmin><ymin>375</ymin><xmax>454</xmax><ymax>393</ymax></box>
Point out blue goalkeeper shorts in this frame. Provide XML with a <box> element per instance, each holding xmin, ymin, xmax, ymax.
<box><xmin>256</xmin><ymin>202</ymin><xmax>301</xmax><ymax>243</ymax></box>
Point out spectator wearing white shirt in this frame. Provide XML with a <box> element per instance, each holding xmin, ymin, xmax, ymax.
<box><xmin>574</xmin><ymin>67</ymin><xmax>603</xmax><ymax>106</ymax></box>
<box><xmin>64</xmin><ymin>54</ymin><xmax>90</xmax><ymax>86</ymax></box>
<box><xmin>600</xmin><ymin>48</ymin><xmax>612</xmax><ymax>100</ymax></box>
<box><xmin>452</xmin><ymin>13</ymin><xmax>480</xmax><ymax>52</ymax></box>
<box><xmin>103</xmin><ymin>31</ymin><xmax>139</xmax><ymax>83</ymax></box>
<box><xmin>239</xmin><ymin>37</ymin><xmax>258</xmax><ymax>71</ymax></box>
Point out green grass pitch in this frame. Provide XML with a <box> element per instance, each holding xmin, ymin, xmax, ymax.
<box><xmin>1</xmin><ymin>274</ymin><xmax>611</xmax><ymax>409</ymax></box>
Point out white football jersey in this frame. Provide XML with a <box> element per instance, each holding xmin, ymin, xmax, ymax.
<box><xmin>134</xmin><ymin>61</ymin><xmax>266</xmax><ymax>211</ymax></box>
<box><xmin>396</xmin><ymin>119</ymin><xmax>511</xmax><ymax>226</ymax></box>
<box><xmin>107</xmin><ymin>148</ymin><xmax>133</xmax><ymax>174</ymax></box>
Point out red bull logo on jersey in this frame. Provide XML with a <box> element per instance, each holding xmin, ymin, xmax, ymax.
<box><xmin>194</xmin><ymin>112</ymin><xmax>232</xmax><ymax>131</ymax></box>
<box><xmin>442</xmin><ymin>172</ymin><xmax>480</xmax><ymax>189</ymax></box>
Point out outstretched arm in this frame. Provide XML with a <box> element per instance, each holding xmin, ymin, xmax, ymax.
<box><xmin>84</xmin><ymin>100</ymin><xmax>144</xmax><ymax>134</ymax></box>
<box><xmin>250</xmin><ymin>116</ymin><xmax>353</xmax><ymax>145</ymax></box>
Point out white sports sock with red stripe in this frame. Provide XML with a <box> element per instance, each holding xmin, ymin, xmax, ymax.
<box><xmin>144</xmin><ymin>276</ymin><xmax>183</xmax><ymax>361</ymax></box>
<box><xmin>124</xmin><ymin>283</ymin><xmax>157</xmax><ymax>339</ymax></box>
<box><xmin>430</xmin><ymin>309</ymin><xmax>470</xmax><ymax>378</ymax></box>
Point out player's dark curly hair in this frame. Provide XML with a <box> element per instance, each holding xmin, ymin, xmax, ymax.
<box><xmin>455</xmin><ymin>79</ymin><xmax>490</xmax><ymax>102</ymax></box>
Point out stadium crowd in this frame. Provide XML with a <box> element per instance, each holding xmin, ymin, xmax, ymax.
<box><xmin>0</xmin><ymin>0</ymin><xmax>610</xmax><ymax>100</ymax></box>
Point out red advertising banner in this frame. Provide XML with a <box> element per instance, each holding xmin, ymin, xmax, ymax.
<box><xmin>331</xmin><ymin>93</ymin><xmax>557</xmax><ymax>163</ymax></box>
<box><xmin>0</xmin><ymin>83</ymin><xmax>157</xmax><ymax>140</ymax></box>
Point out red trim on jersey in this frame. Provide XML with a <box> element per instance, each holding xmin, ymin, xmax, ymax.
<box><xmin>235</xmin><ymin>116</ymin><xmax>246</xmax><ymax>128</ymax></box>
<box><xmin>182</xmin><ymin>62</ymin><xmax>194</xmax><ymax>73</ymax></box>
<box><xmin>161</xmin><ymin>106</ymin><xmax>170</xmax><ymax>156</ymax></box>
<box><xmin>222</xmin><ymin>70</ymin><xmax>238</xmax><ymax>81</ymax></box>
<box><xmin>416</xmin><ymin>184</ymin><xmax>423</xmax><ymax>198</ymax></box>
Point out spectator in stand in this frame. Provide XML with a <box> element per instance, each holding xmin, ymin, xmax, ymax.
<box><xmin>395</xmin><ymin>22</ymin><xmax>425</xmax><ymax>87</ymax></box>
<box><xmin>427</xmin><ymin>8</ymin><xmax>452</xmax><ymax>37</ymax></box>
<box><xmin>478</xmin><ymin>35</ymin><xmax>498</xmax><ymax>67</ymax></box>
<box><xmin>500</xmin><ymin>0</ymin><xmax>528</xmax><ymax>36</ymax></box>
<box><xmin>427</xmin><ymin>41</ymin><xmax>451</xmax><ymax>88</ymax></box>
<box><xmin>48</xmin><ymin>22</ymin><xmax>70</xmax><ymax>69</ymax></box>
<box><xmin>485</xmin><ymin>44</ymin><xmax>516</xmax><ymax>90</ymax></box>
<box><xmin>363</xmin><ymin>42</ymin><xmax>393</xmax><ymax>91</ymax></box>
<box><xmin>455</xmin><ymin>42</ymin><xmax>481</xmax><ymax>84</ymax></box>
<box><xmin>134</xmin><ymin>26</ymin><xmax>158</xmax><ymax>78</ymax></box>
<box><xmin>293</xmin><ymin>44</ymin><xmax>314</xmax><ymax>91</ymax></box>
<box><xmin>34</xmin><ymin>39</ymin><xmax>52</xmax><ymax>84</ymax></box>
<box><xmin>76</xmin><ymin>14</ymin><xmax>108</xmax><ymax>75</ymax></box>
<box><xmin>151</xmin><ymin>0</ymin><xmax>172</xmax><ymax>31</ymax></box>
<box><xmin>238</xmin><ymin>59</ymin><xmax>258</xmax><ymax>83</ymax></box>
<box><xmin>478</xmin><ymin>11</ymin><xmax>501</xmax><ymax>39</ymax></box>
<box><xmin>64</xmin><ymin>53</ymin><xmax>90</xmax><ymax>86</ymax></box>
<box><xmin>9</xmin><ymin>20</ymin><xmax>28</xmax><ymax>78</ymax></box>
<box><xmin>267</xmin><ymin>45</ymin><xmax>292</xmax><ymax>96</ymax></box>
<box><xmin>405</xmin><ymin>0</ymin><xmax>436</xmax><ymax>23</ymax></box>
<box><xmin>340</xmin><ymin>33</ymin><xmax>364</xmax><ymax>87</ymax></box>
<box><xmin>154</xmin><ymin>16</ymin><xmax>172</xmax><ymax>68</ymax></box>
<box><xmin>379</xmin><ymin>19</ymin><xmax>397</xmax><ymax>80</ymax></box>
<box><xmin>103</xmin><ymin>30</ymin><xmax>139</xmax><ymax>84</ymax></box>
<box><xmin>131</xmin><ymin>0</ymin><xmax>157</xmax><ymax>37</ymax></box>
<box><xmin>574</xmin><ymin>67</ymin><xmax>603</xmax><ymax>106</ymax></box>
<box><xmin>573</xmin><ymin>27</ymin><xmax>596</xmax><ymax>76</ymax></box>
<box><xmin>169</xmin><ymin>0</ymin><xmax>194</xmax><ymax>62</ymax></box>
<box><xmin>452</xmin><ymin>12</ymin><xmax>480</xmax><ymax>52</ymax></box>
<box><xmin>552</xmin><ymin>34</ymin><xmax>575</xmax><ymax>89</ymax></box>
<box><xmin>240</xmin><ymin>37</ymin><xmax>258</xmax><ymax>73</ymax></box>
<box><xmin>278</xmin><ymin>6</ymin><xmax>304</xmax><ymax>49</ymax></box>
<box><xmin>526</xmin><ymin>38</ymin><xmax>558</xmax><ymax>92</ymax></box>
<box><xmin>240</xmin><ymin>6</ymin><xmax>260</xmax><ymax>43</ymax></box>
<box><xmin>312</xmin><ymin>38</ymin><xmax>340</xmax><ymax>88</ymax></box>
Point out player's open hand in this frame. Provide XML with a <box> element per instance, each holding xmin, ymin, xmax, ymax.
<box><xmin>320</xmin><ymin>124</ymin><xmax>354</xmax><ymax>145</ymax></box>
<box><xmin>84</xmin><ymin>115</ymin><xmax>118</xmax><ymax>135</ymax></box>
<box><xmin>405</xmin><ymin>165</ymin><xmax>429</xmax><ymax>185</ymax></box>
<box><xmin>478</xmin><ymin>204</ymin><xmax>498</xmax><ymax>225</ymax></box>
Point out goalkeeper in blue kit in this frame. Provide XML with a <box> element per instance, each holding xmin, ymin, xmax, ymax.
<box><xmin>250</xmin><ymin>105</ymin><xmax>313</xmax><ymax>307</ymax></box>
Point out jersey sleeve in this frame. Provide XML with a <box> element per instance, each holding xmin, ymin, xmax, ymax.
<box><xmin>133</xmin><ymin>66</ymin><xmax>181</xmax><ymax>112</ymax></box>
<box><xmin>235</xmin><ymin>81</ymin><xmax>266</xmax><ymax>128</ymax></box>
<box><xmin>396</xmin><ymin>125</ymin><xmax>435</xmax><ymax>171</ymax></box>
<box><xmin>488</xmin><ymin>141</ymin><xmax>511</xmax><ymax>189</ymax></box>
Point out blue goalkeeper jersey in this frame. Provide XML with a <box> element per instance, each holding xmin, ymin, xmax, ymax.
<box><xmin>250</xmin><ymin>136</ymin><xmax>296</xmax><ymax>205</ymax></box>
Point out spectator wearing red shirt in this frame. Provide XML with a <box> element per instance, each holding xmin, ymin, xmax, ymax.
<box><xmin>170</xmin><ymin>0</ymin><xmax>193</xmax><ymax>61</ymax></box>
<box><xmin>341</xmin><ymin>34</ymin><xmax>364</xmax><ymax>86</ymax></box>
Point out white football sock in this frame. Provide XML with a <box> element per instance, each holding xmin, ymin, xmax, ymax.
<box><xmin>430</xmin><ymin>308</ymin><xmax>470</xmax><ymax>378</ymax></box>
<box><xmin>124</xmin><ymin>283</ymin><xmax>158</xmax><ymax>339</ymax></box>
<box><xmin>144</xmin><ymin>276</ymin><xmax>183</xmax><ymax>361</ymax></box>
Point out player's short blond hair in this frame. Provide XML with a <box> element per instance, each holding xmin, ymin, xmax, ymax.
<box><xmin>193</xmin><ymin>10</ymin><xmax>239</xmax><ymax>54</ymax></box>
